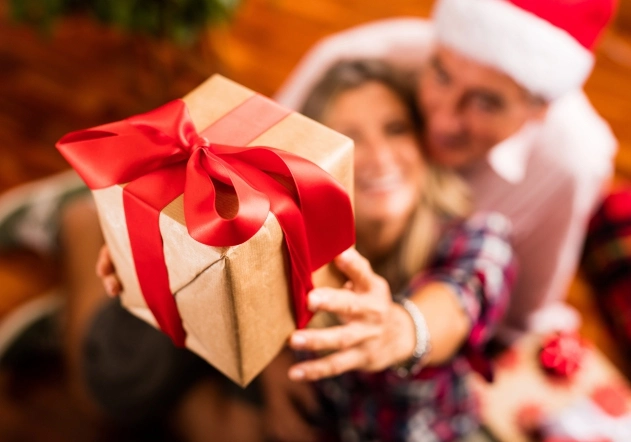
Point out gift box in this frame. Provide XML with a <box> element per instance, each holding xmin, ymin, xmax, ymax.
<box><xmin>56</xmin><ymin>75</ymin><xmax>354</xmax><ymax>386</ymax></box>
<box><xmin>539</xmin><ymin>393</ymin><xmax>631</xmax><ymax>442</ymax></box>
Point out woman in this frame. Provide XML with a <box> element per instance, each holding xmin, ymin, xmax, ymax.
<box><xmin>275</xmin><ymin>59</ymin><xmax>514</xmax><ymax>441</ymax></box>
<box><xmin>95</xmin><ymin>59</ymin><xmax>516</xmax><ymax>441</ymax></box>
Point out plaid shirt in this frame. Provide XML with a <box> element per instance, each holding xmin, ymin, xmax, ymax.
<box><xmin>315</xmin><ymin>212</ymin><xmax>517</xmax><ymax>442</ymax></box>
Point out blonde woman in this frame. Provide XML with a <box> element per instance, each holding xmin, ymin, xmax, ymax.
<box><xmin>260</xmin><ymin>59</ymin><xmax>516</xmax><ymax>441</ymax></box>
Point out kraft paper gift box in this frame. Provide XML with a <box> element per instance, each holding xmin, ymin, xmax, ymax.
<box><xmin>57</xmin><ymin>74</ymin><xmax>354</xmax><ymax>386</ymax></box>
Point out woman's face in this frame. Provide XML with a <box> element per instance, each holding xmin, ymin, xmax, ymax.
<box><xmin>322</xmin><ymin>81</ymin><xmax>425</xmax><ymax>228</ymax></box>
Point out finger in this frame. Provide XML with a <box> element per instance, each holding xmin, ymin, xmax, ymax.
<box><xmin>308</xmin><ymin>288</ymin><xmax>356</xmax><ymax>314</ymax></box>
<box><xmin>103</xmin><ymin>275</ymin><xmax>122</xmax><ymax>297</ymax></box>
<box><xmin>288</xmin><ymin>348</ymin><xmax>367</xmax><ymax>381</ymax></box>
<box><xmin>95</xmin><ymin>245</ymin><xmax>114</xmax><ymax>278</ymax></box>
<box><xmin>334</xmin><ymin>248</ymin><xmax>375</xmax><ymax>292</ymax></box>
<box><xmin>307</xmin><ymin>288</ymin><xmax>384</xmax><ymax>319</ymax></box>
<box><xmin>289</xmin><ymin>323</ymin><xmax>379</xmax><ymax>352</ymax></box>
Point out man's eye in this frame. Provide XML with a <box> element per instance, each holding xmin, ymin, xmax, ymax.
<box><xmin>434</xmin><ymin>67</ymin><xmax>450</xmax><ymax>85</ymax></box>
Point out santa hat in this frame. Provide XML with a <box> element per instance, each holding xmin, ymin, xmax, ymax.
<box><xmin>433</xmin><ymin>0</ymin><xmax>617</xmax><ymax>101</ymax></box>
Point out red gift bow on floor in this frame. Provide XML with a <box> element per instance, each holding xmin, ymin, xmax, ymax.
<box><xmin>539</xmin><ymin>331</ymin><xmax>586</xmax><ymax>377</ymax></box>
<box><xmin>56</xmin><ymin>96</ymin><xmax>355</xmax><ymax>347</ymax></box>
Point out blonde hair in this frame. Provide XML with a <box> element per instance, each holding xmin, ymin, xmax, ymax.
<box><xmin>300</xmin><ymin>59</ymin><xmax>471</xmax><ymax>293</ymax></box>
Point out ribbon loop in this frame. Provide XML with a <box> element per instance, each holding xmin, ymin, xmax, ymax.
<box><xmin>184</xmin><ymin>146</ymin><xmax>271</xmax><ymax>246</ymax></box>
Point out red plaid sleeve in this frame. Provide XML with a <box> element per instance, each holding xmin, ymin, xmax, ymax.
<box><xmin>407</xmin><ymin>212</ymin><xmax>518</xmax><ymax>350</ymax></box>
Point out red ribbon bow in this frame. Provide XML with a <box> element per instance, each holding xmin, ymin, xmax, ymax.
<box><xmin>539</xmin><ymin>331</ymin><xmax>586</xmax><ymax>377</ymax></box>
<box><xmin>56</xmin><ymin>97</ymin><xmax>355</xmax><ymax>347</ymax></box>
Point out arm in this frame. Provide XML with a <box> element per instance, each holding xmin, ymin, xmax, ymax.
<box><xmin>286</xmin><ymin>249</ymin><xmax>467</xmax><ymax>382</ymax></box>
<box><xmin>287</xmin><ymin>212</ymin><xmax>516</xmax><ymax>381</ymax></box>
<box><xmin>274</xmin><ymin>18</ymin><xmax>434</xmax><ymax>110</ymax></box>
<box><xmin>506</xmin><ymin>171</ymin><xmax>608</xmax><ymax>334</ymax></box>
<box><xmin>411</xmin><ymin>212</ymin><xmax>517</xmax><ymax>352</ymax></box>
<box><xmin>407</xmin><ymin>281</ymin><xmax>471</xmax><ymax>365</ymax></box>
<box><xmin>504</xmin><ymin>93</ymin><xmax>616</xmax><ymax>335</ymax></box>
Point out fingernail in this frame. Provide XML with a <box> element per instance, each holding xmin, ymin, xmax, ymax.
<box><xmin>308</xmin><ymin>291</ymin><xmax>323</xmax><ymax>310</ymax></box>
<box><xmin>289</xmin><ymin>368</ymin><xmax>305</xmax><ymax>381</ymax></box>
<box><xmin>291</xmin><ymin>334</ymin><xmax>307</xmax><ymax>348</ymax></box>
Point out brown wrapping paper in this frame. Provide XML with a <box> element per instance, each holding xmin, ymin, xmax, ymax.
<box><xmin>92</xmin><ymin>75</ymin><xmax>354</xmax><ymax>386</ymax></box>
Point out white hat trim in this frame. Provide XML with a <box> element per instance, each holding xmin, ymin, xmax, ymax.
<box><xmin>433</xmin><ymin>0</ymin><xmax>595</xmax><ymax>100</ymax></box>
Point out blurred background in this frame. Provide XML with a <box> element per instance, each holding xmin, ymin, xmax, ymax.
<box><xmin>1</xmin><ymin>0</ymin><xmax>631</xmax><ymax>440</ymax></box>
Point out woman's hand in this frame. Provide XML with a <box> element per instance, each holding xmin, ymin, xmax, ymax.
<box><xmin>95</xmin><ymin>245</ymin><xmax>122</xmax><ymax>297</ymax></box>
<box><xmin>287</xmin><ymin>248</ymin><xmax>416</xmax><ymax>382</ymax></box>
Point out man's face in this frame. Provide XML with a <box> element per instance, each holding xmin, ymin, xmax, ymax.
<box><xmin>418</xmin><ymin>45</ymin><xmax>548</xmax><ymax>170</ymax></box>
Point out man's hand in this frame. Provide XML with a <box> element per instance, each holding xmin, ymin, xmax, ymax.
<box><xmin>287</xmin><ymin>248</ymin><xmax>416</xmax><ymax>382</ymax></box>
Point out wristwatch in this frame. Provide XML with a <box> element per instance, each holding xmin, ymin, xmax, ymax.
<box><xmin>392</xmin><ymin>296</ymin><xmax>432</xmax><ymax>378</ymax></box>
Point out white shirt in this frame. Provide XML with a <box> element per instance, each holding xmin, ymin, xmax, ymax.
<box><xmin>275</xmin><ymin>18</ymin><xmax>617</xmax><ymax>339</ymax></box>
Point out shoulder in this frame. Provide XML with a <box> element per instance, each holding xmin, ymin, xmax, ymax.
<box><xmin>537</xmin><ymin>91</ymin><xmax>617</xmax><ymax>181</ymax></box>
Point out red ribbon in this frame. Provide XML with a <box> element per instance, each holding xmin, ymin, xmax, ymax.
<box><xmin>56</xmin><ymin>97</ymin><xmax>355</xmax><ymax>347</ymax></box>
<box><xmin>539</xmin><ymin>331</ymin><xmax>585</xmax><ymax>377</ymax></box>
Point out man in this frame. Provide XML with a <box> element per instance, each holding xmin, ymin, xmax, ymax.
<box><xmin>275</xmin><ymin>0</ymin><xmax>618</xmax><ymax>340</ymax></box>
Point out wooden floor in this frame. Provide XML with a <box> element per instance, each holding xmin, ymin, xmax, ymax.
<box><xmin>1</xmin><ymin>0</ymin><xmax>631</xmax><ymax>440</ymax></box>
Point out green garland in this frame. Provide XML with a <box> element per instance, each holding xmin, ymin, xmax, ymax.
<box><xmin>9</xmin><ymin>0</ymin><xmax>241</xmax><ymax>44</ymax></box>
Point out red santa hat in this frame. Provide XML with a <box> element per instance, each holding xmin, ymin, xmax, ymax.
<box><xmin>433</xmin><ymin>0</ymin><xmax>617</xmax><ymax>101</ymax></box>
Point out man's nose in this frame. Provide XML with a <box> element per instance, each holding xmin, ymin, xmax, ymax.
<box><xmin>427</xmin><ymin>89</ymin><xmax>464</xmax><ymax>135</ymax></box>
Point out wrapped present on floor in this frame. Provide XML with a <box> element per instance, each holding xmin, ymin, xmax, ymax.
<box><xmin>470</xmin><ymin>334</ymin><xmax>631</xmax><ymax>442</ymax></box>
<box><xmin>56</xmin><ymin>75</ymin><xmax>355</xmax><ymax>386</ymax></box>
<box><xmin>539</xmin><ymin>390</ymin><xmax>631</xmax><ymax>442</ymax></box>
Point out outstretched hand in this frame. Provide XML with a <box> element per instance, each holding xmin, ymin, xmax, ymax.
<box><xmin>96</xmin><ymin>245</ymin><xmax>122</xmax><ymax>297</ymax></box>
<box><xmin>287</xmin><ymin>248</ymin><xmax>416</xmax><ymax>382</ymax></box>
<box><xmin>95</xmin><ymin>245</ymin><xmax>420</xmax><ymax>381</ymax></box>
